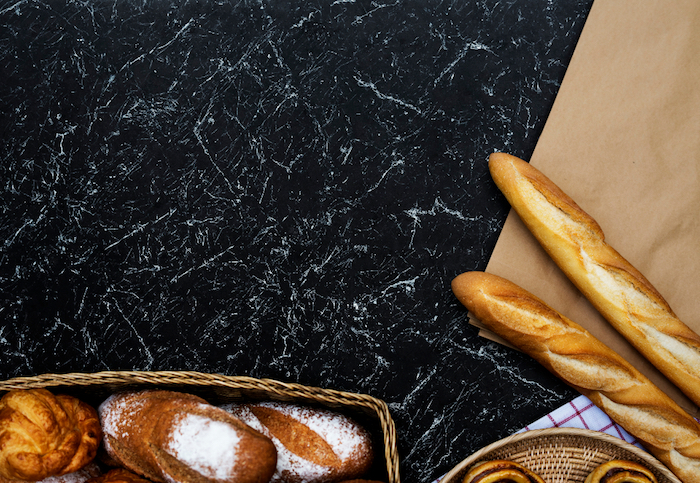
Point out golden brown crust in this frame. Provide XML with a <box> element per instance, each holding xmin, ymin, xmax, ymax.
<box><xmin>85</xmin><ymin>468</ymin><xmax>150</xmax><ymax>483</ymax></box>
<box><xmin>584</xmin><ymin>460</ymin><xmax>658</xmax><ymax>483</ymax></box>
<box><xmin>98</xmin><ymin>390</ymin><xmax>277</xmax><ymax>483</ymax></box>
<box><xmin>222</xmin><ymin>402</ymin><xmax>374</xmax><ymax>483</ymax></box>
<box><xmin>0</xmin><ymin>389</ymin><xmax>101</xmax><ymax>481</ymax></box>
<box><xmin>488</xmin><ymin>152</ymin><xmax>700</xmax><ymax>408</ymax></box>
<box><xmin>451</xmin><ymin>271</ymin><xmax>700</xmax><ymax>483</ymax></box>
<box><xmin>462</xmin><ymin>459</ymin><xmax>545</xmax><ymax>483</ymax></box>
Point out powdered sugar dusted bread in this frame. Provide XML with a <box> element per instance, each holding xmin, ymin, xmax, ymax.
<box><xmin>221</xmin><ymin>402</ymin><xmax>373</xmax><ymax>483</ymax></box>
<box><xmin>39</xmin><ymin>462</ymin><xmax>101</xmax><ymax>483</ymax></box>
<box><xmin>98</xmin><ymin>390</ymin><xmax>276</xmax><ymax>483</ymax></box>
<box><xmin>85</xmin><ymin>468</ymin><xmax>151</xmax><ymax>483</ymax></box>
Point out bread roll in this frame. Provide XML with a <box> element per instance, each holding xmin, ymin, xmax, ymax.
<box><xmin>98</xmin><ymin>390</ymin><xmax>276</xmax><ymax>483</ymax></box>
<box><xmin>0</xmin><ymin>389</ymin><xmax>101</xmax><ymax>482</ymax></box>
<box><xmin>584</xmin><ymin>460</ymin><xmax>658</xmax><ymax>483</ymax></box>
<box><xmin>85</xmin><ymin>468</ymin><xmax>150</xmax><ymax>483</ymax></box>
<box><xmin>451</xmin><ymin>271</ymin><xmax>700</xmax><ymax>483</ymax></box>
<box><xmin>221</xmin><ymin>402</ymin><xmax>373</xmax><ymax>483</ymax></box>
<box><xmin>39</xmin><ymin>463</ymin><xmax>101</xmax><ymax>483</ymax></box>
<box><xmin>488</xmin><ymin>152</ymin><xmax>700</xmax><ymax>408</ymax></box>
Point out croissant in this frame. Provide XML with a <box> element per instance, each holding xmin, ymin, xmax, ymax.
<box><xmin>584</xmin><ymin>460</ymin><xmax>658</xmax><ymax>483</ymax></box>
<box><xmin>0</xmin><ymin>389</ymin><xmax>102</xmax><ymax>481</ymax></box>
<box><xmin>462</xmin><ymin>460</ymin><xmax>545</xmax><ymax>483</ymax></box>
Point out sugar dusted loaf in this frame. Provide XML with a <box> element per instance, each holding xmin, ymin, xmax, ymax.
<box><xmin>98</xmin><ymin>389</ymin><xmax>276</xmax><ymax>483</ymax></box>
<box><xmin>222</xmin><ymin>401</ymin><xmax>374</xmax><ymax>483</ymax></box>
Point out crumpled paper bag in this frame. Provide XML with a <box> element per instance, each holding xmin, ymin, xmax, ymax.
<box><xmin>475</xmin><ymin>0</ymin><xmax>700</xmax><ymax>417</ymax></box>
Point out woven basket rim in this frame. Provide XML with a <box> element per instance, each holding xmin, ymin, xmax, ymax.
<box><xmin>0</xmin><ymin>370</ymin><xmax>400</xmax><ymax>483</ymax></box>
<box><xmin>439</xmin><ymin>427</ymin><xmax>681</xmax><ymax>483</ymax></box>
<box><xmin>1</xmin><ymin>370</ymin><xmax>372</xmax><ymax>397</ymax></box>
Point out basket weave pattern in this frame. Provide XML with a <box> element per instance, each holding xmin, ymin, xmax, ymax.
<box><xmin>0</xmin><ymin>371</ymin><xmax>400</xmax><ymax>483</ymax></box>
<box><xmin>439</xmin><ymin>428</ymin><xmax>681</xmax><ymax>483</ymax></box>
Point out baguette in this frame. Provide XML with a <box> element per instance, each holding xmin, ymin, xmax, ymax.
<box><xmin>451</xmin><ymin>271</ymin><xmax>700</xmax><ymax>483</ymax></box>
<box><xmin>488</xmin><ymin>152</ymin><xmax>700</xmax><ymax>408</ymax></box>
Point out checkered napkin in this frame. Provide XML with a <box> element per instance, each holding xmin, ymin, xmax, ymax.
<box><xmin>515</xmin><ymin>394</ymin><xmax>640</xmax><ymax>446</ymax></box>
<box><xmin>432</xmin><ymin>395</ymin><xmax>641</xmax><ymax>482</ymax></box>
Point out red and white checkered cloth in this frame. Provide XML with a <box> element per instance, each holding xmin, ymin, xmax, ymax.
<box><xmin>515</xmin><ymin>394</ymin><xmax>640</xmax><ymax>446</ymax></box>
<box><xmin>432</xmin><ymin>395</ymin><xmax>642</xmax><ymax>482</ymax></box>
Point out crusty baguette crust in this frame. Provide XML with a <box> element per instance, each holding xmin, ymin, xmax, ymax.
<box><xmin>451</xmin><ymin>271</ymin><xmax>700</xmax><ymax>483</ymax></box>
<box><xmin>488</xmin><ymin>152</ymin><xmax>700</xmax><ymax>408</ymax></box>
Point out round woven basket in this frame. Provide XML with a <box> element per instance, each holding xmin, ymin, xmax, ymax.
<box><xmin>439</xmin><ymin>428</ymin><xmax>681</xmax><ymax>483</ymax></box>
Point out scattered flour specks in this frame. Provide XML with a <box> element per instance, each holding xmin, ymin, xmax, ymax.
<box><xmin>165</xmin><ymin>413</ymin><xmax>241</xmax><ymax>479</ymax></box>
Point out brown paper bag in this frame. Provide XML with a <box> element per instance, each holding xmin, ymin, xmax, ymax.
<box><xmin>476</xmin><ymin>0</ymin><xmax>700</xmax><ymax>417</ymax></box>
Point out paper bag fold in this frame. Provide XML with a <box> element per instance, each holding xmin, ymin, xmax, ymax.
<box><xmin>478</xmin><ymin>0</ymin><xmax>700</xmax><ymax>417</ymax></box>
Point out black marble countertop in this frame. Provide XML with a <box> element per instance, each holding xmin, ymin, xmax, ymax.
<box><xmin>1</xmin><ymin>0</ymin><xmax>593</xmax><ymax>481</ymax></box>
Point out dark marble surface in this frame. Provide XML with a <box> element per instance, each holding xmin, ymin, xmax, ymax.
<box><xmin>0</xmin><ymin>0</ymin><xmax>593</xmax><ymax>480</ymax></box>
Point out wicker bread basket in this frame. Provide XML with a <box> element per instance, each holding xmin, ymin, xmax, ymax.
<box><xmin>439</xmin><ymin>427</ymin><xmax>681</xmax><ymax>483</ymax></box>
<box><xmin>0</xmin><ymin>370</ymin><xmax>400</xmax><ymax>483</ymax></box>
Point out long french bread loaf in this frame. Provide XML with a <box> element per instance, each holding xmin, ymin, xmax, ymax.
<box><xmin>451</xmin><ymin>271</ymin><xmax>700</xmax><ymax>483</ymax></box>
<box><xmin>488</xmin><ymin>152</ymin><xmax>700</xmax><ymax>409</ymax></box>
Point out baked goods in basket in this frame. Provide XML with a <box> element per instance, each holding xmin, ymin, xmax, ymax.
<box><xmin>462</xmin><ymin>460</ymin><xmax>545</xmax><ymax>483</ymax></box>
<box><xmin>451</xmin><ymin>271</ymin><xmax>700</xmax><ymax>483</ymax></box>
<box><xmin>98</xmin><ymin>389</ymin><xmax>277</xmax><ymax>483</ymax></box>
<box><xmin>85</xmin><ymin>468</ymin><xmax>150</xmax><ymax>483</ymax></box>
<box><xmin>584</xmin><ymin>459</ymin><xmax>658</xmax><ymax>483</ymax></box>
<box><xmin>221</xmin><ymin>401</ymin><xmax>374</xmax><ymax>483</ymax></box>
<box><xmin>0</xmin><ymin>389</ymin><xmax>102</xmax><ymax>482</ymax></box>
<box><xmin>40</xmin><ymin>463</ymin><xmax>101</xmax><ymax>483</ymax></box>
<box><xmin>488</xmin><ymin>152</ymin><xmax>700</xmax><ymax>408</ymax></box>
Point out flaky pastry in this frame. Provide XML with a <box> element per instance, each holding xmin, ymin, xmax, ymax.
<box><xmin>0</xmin><ymin>389</ymin><xmax>101</xmax><ymax>482</ymax></box>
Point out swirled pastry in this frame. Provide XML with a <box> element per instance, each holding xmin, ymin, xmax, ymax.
<box><xmin>0</xmin><ymin>389</ymin><xmax>102</xmax><ymax>482</ymax></box>
<box><xmin>462</xmin><ymin>460</ymin><xmax>545</xmax><ymax>483</ymax></box>
<box><xmin>584</xmin><ymin>460</ymin><xmax>658</xmax><ymax>483</ymax></box>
